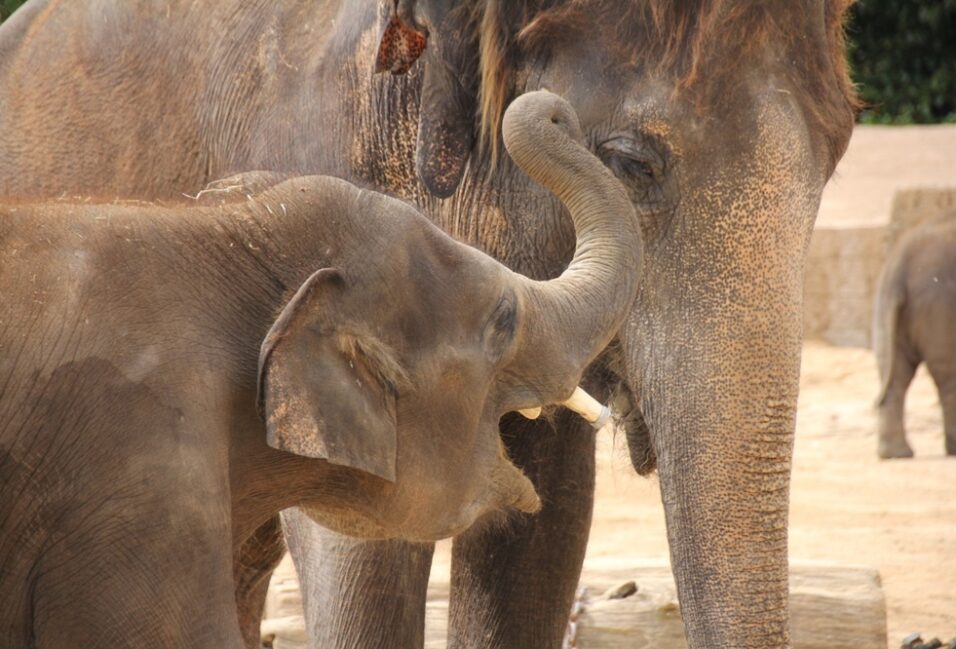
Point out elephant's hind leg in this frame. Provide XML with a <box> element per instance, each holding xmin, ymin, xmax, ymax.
<box><xmin>877</xmin><ymin>344</ymin><xmax>918</xmax><ymax>459</ymax></box>
<box><xmin>235</xmin><ymin>515</ymin><xmax>286</xmax><ymax>649</ymax></box>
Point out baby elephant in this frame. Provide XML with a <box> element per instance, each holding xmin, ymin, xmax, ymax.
<box><xmin>874</xmin><ymin>214</ymin><xmax>956</xmax><ymax>459</ymax></box>
<box><xmin>0</xmin><ymin>91</ymin><xmax>641</xmax><ymax>647</ymax></box>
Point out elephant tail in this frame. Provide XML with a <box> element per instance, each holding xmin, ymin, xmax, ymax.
<box><xmin>873</xmin><ymin>241</ymin><xmax>908</xmax><ymax>407</ymax></box>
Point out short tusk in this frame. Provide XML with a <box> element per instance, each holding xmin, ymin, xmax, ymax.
<box><xmin>514</xmin><ymin>387</ymin><xmax>612</xmax><ymax>430</ymax></box>
<box><xmin>562</xmin><ymin>387</ymin><xmax>611</xmax><ymax>430</ymax></box>
<box><xmin>517</xmin><ymin>407</ymin><xmax>542</xmax><ymax>420</ymax></box>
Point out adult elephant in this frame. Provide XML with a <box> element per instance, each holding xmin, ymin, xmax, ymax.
<box><xmin>0</xmin><ymin>1</ymin><xmax>858</xmax><ymax>647</ymax></box>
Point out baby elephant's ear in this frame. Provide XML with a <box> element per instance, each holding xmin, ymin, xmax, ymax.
<box><xmin>257</xmin><ymin>269</ymin><xmax>398</xmax><ymax>482</ymax></box>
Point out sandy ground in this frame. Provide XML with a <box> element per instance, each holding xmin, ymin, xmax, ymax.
<box><xmin>790</xmin><ymin>344</ymin><xmax>955</xmax><ymax>643</ymax></box>
<box><xmin>426</xmin><ymin>342</ymin><xmax>956</xmax><ymax>647</ymax></box>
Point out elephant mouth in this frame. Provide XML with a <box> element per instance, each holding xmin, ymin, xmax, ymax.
<box><xmin>517</xmin><ymin>386</ymin><xmax>612</xmax><ymax>430</ymax></box>
<box><xmin>607</xmin><ymin>371</ymin><xmax>657</xmax><ymax>476</ymax></box>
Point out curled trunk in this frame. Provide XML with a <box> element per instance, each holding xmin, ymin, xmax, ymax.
<box><xmin>501</xmin><ymin>90</ymin><xmax>642</xmax><ymax>402</ymax></box>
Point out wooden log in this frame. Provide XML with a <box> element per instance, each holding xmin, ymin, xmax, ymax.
<box><xmin>566</xmin><ymin>563</ymin><xmax>887</xmax><ymax>649</ymax></box>
<box><xmin>262</xmin><ymin>561</ymin><xmax>887</xmax><ymax>649</ymax></box>
<box><xmin>260</xmin><ymin>615</ymin><xmax>307</xmax><ymax>649</ymax></box>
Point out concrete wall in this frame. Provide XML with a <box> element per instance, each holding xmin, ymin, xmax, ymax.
<box><xmin>803</xmin><ymin>187</ymin><xmax>956</xmax><ymax>348</ymax></box>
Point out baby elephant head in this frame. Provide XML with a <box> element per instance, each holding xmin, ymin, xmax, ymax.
<box><xmin>257</xmin><ymin>91</ymin><xmax>641</xmax><ymax>541</ymax></box>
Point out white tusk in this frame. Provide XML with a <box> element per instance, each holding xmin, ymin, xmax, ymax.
<box><xmin>562</xmin><ymin>386</ymin><xmax>612</xmax><ymax>430</ymax></box>
<box><xmin>513</xmin><ymin>387</ymin><xmax>612</xmax><ymax>429</ymax></box>
<box><xmin>517</xmin><ymin>407</ymin><xmax>542</xmax><ymax>420</ymax></box>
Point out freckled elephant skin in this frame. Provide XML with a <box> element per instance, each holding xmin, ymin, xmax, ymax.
<box><xmin>0</xmin><ymin>2</ymin><xmax>857</xmax><ymax>648</ymax></box>
<box><xmin>873</xmin><ymin>214</ymin><xmax>956</xmax><ymax>459</ymax></box>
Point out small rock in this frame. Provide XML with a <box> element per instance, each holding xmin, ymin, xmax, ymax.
<box><xmin>601</xmin><ymin>580</ymin><xmax>638</xmax><ymax>600</ymax></box>
<box><xmin>946</xmin><ymin>639</ymin><xmax>956</xmax><ymax>649</ymax></box>
<box><xmin>902</xmin><ymin>633</ymin><xmax>924</xmax><ymax>649</ymax></box>
<box><xmin>924</xmin><ymin>640</ymin><xmax>944</xmax><ymax>649</ymax></box>
<box><xmin>659</xmin><ymin>601</ymin><xmax>679</xmax><ymax>613</ymax></box>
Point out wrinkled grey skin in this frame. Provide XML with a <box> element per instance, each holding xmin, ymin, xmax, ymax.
<box><xmin>0</xmin><ymin>91</ymin><xmax>642</xmax><ymax>648</ymax></box>
<box><xmin>0</xmin><ymin>1</ymin><xmax>855</xmax><ymax>647</ymax></box>
<box><xmin>874</xmin><ymin>215</ymin><xmax>956</xmax><ymax>459</ymax></box>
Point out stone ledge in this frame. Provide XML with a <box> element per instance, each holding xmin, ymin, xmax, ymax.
<box><xmin>803</xmin><ymin>187</ymin><xmax>956</xmax><ymax>348</ymax></box>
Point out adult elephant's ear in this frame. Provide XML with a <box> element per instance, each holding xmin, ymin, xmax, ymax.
<box><xmin>376</xmin><ymin>0</ymin><xmax>479</xmax><ymax>198</ymax></box>
<box><xmin>375</xmin><ymin>1</ymin><xmax>428</xmax><ymax>74</ymax></box>
<box><xmin>257</xmin><ymin>268</ymin><xmax>402</xmax><ymax>482</ymax></box>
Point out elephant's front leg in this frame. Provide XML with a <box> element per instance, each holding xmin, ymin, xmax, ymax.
<box><xmin>235</xmin><ymin>515</ymin><xmax>286</xmax><ymax>649</ymax></box>
<box><xmin>940</xmin><ymin>381</ymin><xmax>956</xmax><ymax>456</ymax></box>
<box><xmin>282</xmin><ymin>508</ymin><xmax>435</xmax><ymax>649</ymax></box>
<box><xmin>448</xmin><ymin>408</ymin><xmax>596</xmax><ymax>649</ymax></box>
<box><xmin>924</xmin><ymin>360</ymin><xmax>956</xmax><ymax>456</ymax></box>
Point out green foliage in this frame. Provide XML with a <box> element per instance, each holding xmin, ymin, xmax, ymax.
<box><xmin>848</xmin><ymin>0</ymin><xmax>956</xmax><ymax>124</ymax></box>
<box><xmin>0</xmin><ymin>0</ymin><xmax>28</xmax><ymax>22</ymax></box>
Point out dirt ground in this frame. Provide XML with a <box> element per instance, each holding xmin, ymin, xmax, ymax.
<box><xmin>428</xmin><ymin>342</ymin><xmax>956</xmax><ymax>647</ymax></box>
<box><xmin>790</xmin><ymin>344</ymin><xmax>955</xmax><ymax>644</ymax></box>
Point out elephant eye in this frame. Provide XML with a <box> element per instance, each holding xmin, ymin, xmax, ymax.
<box><xmin>484</xmin><ymin>295</ymin><xmax>517</xmax><ymax>359</ymax></box>
<box><xmin>597</xmin><ymin>135</ymin><xmax>675</xmax><ymax>218</ymax></box>
<box><xmin>489</xmin><ymin>296</ymin><xmax>516</xmax><ymax>335</ymax></box>
<box><xmin>598</xmin><ymin>137</ymin><xmax>662</xmax><ymax>183</ymax></box>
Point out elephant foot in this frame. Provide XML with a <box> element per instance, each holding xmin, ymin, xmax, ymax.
<box><xmin>878</xmin><ymin>437</ymin><xmax>914</xmax><ymax>459</ymax></box>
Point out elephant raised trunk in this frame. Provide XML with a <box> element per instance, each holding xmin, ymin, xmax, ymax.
<box><xmin>472</xmin><ymin>89</ymin><xmax>640</xmax><ymax>519</ymax></box>
<box><xmin>502</xmin><ymin>90</ymin><xmax>642</xmax><ymax>403</ymax></box>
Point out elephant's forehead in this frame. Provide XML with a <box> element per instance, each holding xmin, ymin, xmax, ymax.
<box><xmin>349</xmin><ymin>238</ymin><xmax>503</xmax><ymax>342</ymax></box>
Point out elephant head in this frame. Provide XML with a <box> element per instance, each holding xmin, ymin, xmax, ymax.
<box><xmin>256</xmin><ymin>91</ymin><xmax>641</xmax><ymax>541</ymax></box>
<box><xmin>375</xmin><ymin>1</ymin><xmax>858</xmax><ymax>645</ymax></box>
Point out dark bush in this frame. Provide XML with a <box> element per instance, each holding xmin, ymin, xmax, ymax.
<box><xmin>0</xmin><ymin>0</ymin><xmax>27</xmax><ymax>22</ymax></box>
<box><xmin>848</xmin><ymin>0</ymin><xmax>956</xmax><ymax>124</ymax></box>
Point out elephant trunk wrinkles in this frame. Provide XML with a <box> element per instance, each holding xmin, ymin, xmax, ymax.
<box><xmin>502</xmin><ymin>91</ymin><xmax>642</xmax><ymax>400</ymax></box>
<box><xmin>628</xmin><ymin>283</ymin><xmax>801</xmax><ymax>647</ymax></box>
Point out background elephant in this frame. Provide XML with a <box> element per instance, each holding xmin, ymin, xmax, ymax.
<box><xmin>0</xmin><ymin>1</ymin><xmax>858</xmax><ymax>647</ymax></box>
<box><xmin>874</xmin><ymin>213</ymin><xmax>956</xmax><ymax>459</ymax></box>
<box><xmin>0</xmin><ymin>91</ymin><xmax>641</xmax><ymax>647</ymax></box>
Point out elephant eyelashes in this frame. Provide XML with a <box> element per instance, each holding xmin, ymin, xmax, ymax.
<box><xmin>598</xmin><ymin>137</ymin><xmax>662</xmax><ymax>184</ymax></box>
<box><xmin>598</xmin><ymin>136</ymin><xmax>675</xmax><ymax>218</ymax></box>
